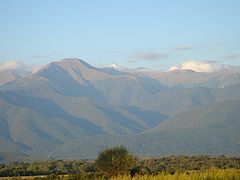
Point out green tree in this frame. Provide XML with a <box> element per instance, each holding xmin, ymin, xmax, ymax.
<box><xmin>95</xmin><ymin>146</ymin><xmax>135</xmax><ymax>177</ymax></box>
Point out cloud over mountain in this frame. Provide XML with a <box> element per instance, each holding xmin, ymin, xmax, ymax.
<box><xmin>0</xmin><ymin>61</ymin><xmax>25</xmax><ymax>71</ymax></box>
<box><xmin>169</xmin><ymin>60</ymin><xmax>219</xmax><ymax>72</ymax></box>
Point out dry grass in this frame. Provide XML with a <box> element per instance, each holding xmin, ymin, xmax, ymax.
<box><xmin>1</xmin><ymin>169</ymin><xmax>240</xmax><ymax>180</ymax></box>
<box><xmin>111</xmin><ymin>169</ymin><xmax>240</xmax><ymax>180</ymax></box>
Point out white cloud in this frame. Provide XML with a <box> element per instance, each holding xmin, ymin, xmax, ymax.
<box><xmin>0</xmin><ymin>60</ymin><xmax>24</xmax><ymax>71</ymax></box>
<box><xmin>0</xmin><ymin>60</ymin><xmax>44</xmax><ymax>73</ymax></box>
<box><xmin>169</xmin><ymin>66</ymin><xmax>178</xmax><ymax>71</ymax></box>
<box><xmin>169</xmin><ymin>60</ymin><xmax>219</xmax><ymax>73</ymax></box>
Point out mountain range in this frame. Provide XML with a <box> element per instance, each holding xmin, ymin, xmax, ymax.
<box><xmin>0</xmin><ymin>58</ymin><xmax>240</xmax><ymax>162</ymax></box>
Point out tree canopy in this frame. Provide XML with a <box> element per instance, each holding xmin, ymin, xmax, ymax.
<box><xmin>95</xmin><ymin>146</ymin><xmax>135</xmax><ymax>177</ymax></box>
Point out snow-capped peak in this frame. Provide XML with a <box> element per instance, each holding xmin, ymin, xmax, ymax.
<box><xmin>108</xmin><ymin>64</ymin><xmax>122</xmax><ymax>69</ymax></box>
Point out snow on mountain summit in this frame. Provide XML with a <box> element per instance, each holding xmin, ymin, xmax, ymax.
<box><xmin>107</xmin><ymin>64</ymin><xmax>123</xmax><ymax>69</ymax></box>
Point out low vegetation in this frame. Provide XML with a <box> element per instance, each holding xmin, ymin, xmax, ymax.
<box><xmin>111</xmin><ymin>169</ymin><xmax>240</xmax><ymax>180</ymax></box>
<box><xmin>0</xmin><ymin>147</ymin><xmax>240</xmax><ymax>179</ymax></box>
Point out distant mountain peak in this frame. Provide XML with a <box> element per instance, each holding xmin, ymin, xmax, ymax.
<box><xmin>39</xmin><ymin>58</ymin><xmax>95</xmax><ymax>73</ymax></box>
<box><xmin>58</xmin><ymin>58</ymin><xmax>95</xmax><ymax>69</ymax></box>
<box><xmin>106</xmin><ymin>64</ymin><xmax>149</xmax><ymax>72</ymax></box>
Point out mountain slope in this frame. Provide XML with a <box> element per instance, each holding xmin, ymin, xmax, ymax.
<box><xmin>50</xmin><ymin>99</ymin><xmax>240</xmax><ymax>159</ymax></box>
<box><xmin>0</xmin><ymin>90</ymin><xmax>106</xmax><ymax>155</ymax></box>
<box><xmin>0</xmin><ymin>59</ymin><xmax>169</xmax><ymax>156</ymax></box>
<box><xmin>0</xmin><ymin>58</ymin><xmax>240</xmax><ymax>160</ymax></box>
<box><xmin>143</xmin><ymin>67</ymin><xmax>240</xmax><ymax>88</ymax></box>
<box><xmin>0</xmin><ymin>70</ymin><xmax>28</xmax><ymax>86</ymax></box>
<box><xmin>141</xmin><ymin>98</ymin><xmax>240</xmax><ymax>155</ymax></box>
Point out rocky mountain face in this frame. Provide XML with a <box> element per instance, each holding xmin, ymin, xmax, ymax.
<box><xmin>0</xmin><ymin>58</ymin><xmax>240</xmax><ymax>162</ymax></box>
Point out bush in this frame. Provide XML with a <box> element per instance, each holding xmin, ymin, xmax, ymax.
<box><xmin>95</xmin><ymin>146</ymin><xmax>135</xmax><ymax>177</ymax></box>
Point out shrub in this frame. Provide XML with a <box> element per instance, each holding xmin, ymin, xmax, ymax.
<box><xmin>95</xmin><ymin>146</ymin><xmax>135</xmax><ymax>177</ymax></box>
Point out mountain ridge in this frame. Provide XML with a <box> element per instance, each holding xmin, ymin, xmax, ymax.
<box><xmin>0</xmin><ymin>58</ymin><xmax>240</xmax><ymax>162</ymax></box>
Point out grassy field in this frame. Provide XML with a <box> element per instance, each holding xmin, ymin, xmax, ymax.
<box><xmin>0</xmin><ymin>169</ymin><xmax>240</xmax><ymax>180</ymax></box>
<box><xmin>111</xmin><ymin>169</ymin><xmax>240</xmax><ymax>180</ymax></box>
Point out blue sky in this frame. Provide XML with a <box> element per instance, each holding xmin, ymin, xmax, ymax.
<box><xmin>0</xmin><ymin>0</ymin><xmax>240</xmax><ymax>70</ymax></box>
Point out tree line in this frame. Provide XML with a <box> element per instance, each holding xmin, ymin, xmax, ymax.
<box><xmin>0</xmin><ymin>146</ymin><xmax>240</xmax><ymax>179</ymax></box>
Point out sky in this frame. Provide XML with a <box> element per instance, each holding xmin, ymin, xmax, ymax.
<box><xmin>0</xmin><ymin>0</ymin><xmax>240</xmax><ymax>70</ymax></box>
